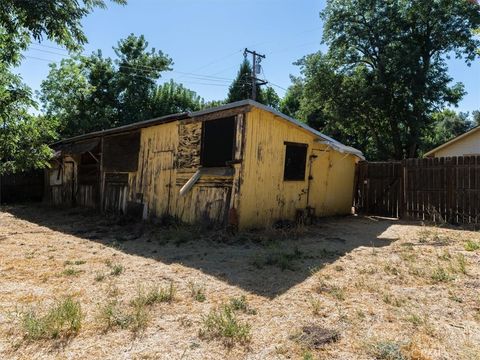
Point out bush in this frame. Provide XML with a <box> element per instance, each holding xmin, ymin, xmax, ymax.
<box><xmin>21</xmin><ymin>297</ymin><xmax>82</xmax><ymax>340</ymax></box>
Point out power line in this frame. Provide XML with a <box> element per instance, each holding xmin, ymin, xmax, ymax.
<box><xmin>24</xmin><ymin>51</ymin><xmax>235</xmax><ymax>84</ymax></box>
<box><xmin>23</xmin><ymin>55</ymin><xmax>233</xmax><ymax>88</ymax></box>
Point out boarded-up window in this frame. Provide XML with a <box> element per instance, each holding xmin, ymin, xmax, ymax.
<box><xmin>103</xmin><ymin>132</ymin><xmax>140</xmax><ymax>172</ymax></box>
<box><xmin>200</xmin><ymin>117</ymin><xmax>235</xmax><ymax>167</ymax></box>
<box><xmin>283</xmin><ymin>142</ymin><xmax>308</xmax><ymax>181</ymax></box>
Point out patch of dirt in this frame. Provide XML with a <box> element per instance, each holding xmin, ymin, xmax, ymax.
<box><xmin>0</xmin><ymin>205</ymin><xmax>479</xmax><ymax>359</ymax></box>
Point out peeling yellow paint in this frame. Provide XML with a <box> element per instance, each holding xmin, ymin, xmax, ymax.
<box><xmin>237</xmin><ymin>108</ymin><xmax>357</xmax><ymax>228</ymax></box>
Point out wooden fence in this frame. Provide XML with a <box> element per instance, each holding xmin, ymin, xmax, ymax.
<box><xmin>0</xmin><ymin>170</ymin><xmax>45</xmax><ymax>204</ymax></box>
<box><xmin>355</xmin><ymin>156</ymin><xmax>480</xmax><ymax>224</ymax></box>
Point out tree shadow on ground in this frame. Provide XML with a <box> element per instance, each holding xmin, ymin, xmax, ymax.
<box><xmin>5</xmin><ymin>204</ymin><xmax>403</xmax><ymax>298</ymax></box>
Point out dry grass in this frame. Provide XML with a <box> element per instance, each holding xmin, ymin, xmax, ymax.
<box><xmin>0</xmin><ymin>205</ymin><xmax>479</xmax><ymax>359</ymax></box>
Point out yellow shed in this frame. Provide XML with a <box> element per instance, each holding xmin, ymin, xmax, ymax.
<box><xmin>47</xmin><ymin>100</ymin><xmax>364</xmax><ymax>229</ymax></box>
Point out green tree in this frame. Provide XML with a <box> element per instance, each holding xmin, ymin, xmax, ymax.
<box><xmin>227</xmin><ymin>59</ymin><xmax>253</xmax><ymax>103</ymax></box>
<box><xmin>0</xmin><ymin>0</ymin><xmax>125</xmax><ymax>66</ymax></box>
<box><xmin>151</xmin><ymin>80</ymin><xmax>205</xmax><ymax>115</ymax></box>
<box><xmin>114</xmin><ymin>34</ymin><xmax>172</xmax><ymax>125</ymax></box>
<box><xmin>0</xmin><ymin>0</ymin><xmax>124</xmax><ymax>173</ymax></box>
<box><xmin>421</xmin><ymin>110</ymin><xmax>475</xmax><ymax>155</ymax></box>
<box><xmin>279</xmin><ymin>76</ymin><xmax>304</xmax><ymax>117</ymax></box>
<box><xmin>261</xmin><ymin>86</ymin><xmax>281</xmax><ymax>109</ymax></box>
<box><xmin>227</xmin><ymin>59</ymin><xmax>281</xmax><ymax>109</ymax></box>
<box><xmin>296</xmin><ymin>0</ymin><xmax>480</xmax><ymax>160</ymax></box>
<box><xmin>39</xmin><ymin>54</ymin><xmax>118</xmax><ymax>137</ymax></box>
<box><xmin>0</xmin><ymin>67</ymin><xmax>56</xmax><ymax>174</ymax></box>
<box><xmin>472</xmin><ymin>110</ymin><xmax>480</xmax><ymax>126</ymax></box>
<box><xmin>41</xmin><ymin>35</ymin><xmax>207</xmax><ymax>137</ymax></box>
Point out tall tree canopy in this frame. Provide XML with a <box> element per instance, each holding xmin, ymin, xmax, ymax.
<box><xmin>0</xmin><ymin>0</ymin><xmax>126</xmax><ymax>65</ymax></box>
<box><xmin>151</xmin><ymin>80</ymin><xmax>205</xmax><ymax>116</ymax></box>
<box><xmin>421</xmin><ymin>109</ymin><xmax>475</xmax><ymax>155</ymax></box>
<box><xmin>227</xmin><ymin>59</ymin><xmax>255</xmax><ymax>103</ymax></box>
<box><xmin>0</xmin><ymin>67</ymin><xmax>56</xmax><ymax>175</ymax></box>
<box><xmin>289</xmin><ymin>0</ymin><xmax>480</xmax><ymax>160</ymax></box>
<box><xmin>0</xmin><ymin>0</ymin><xmax>125</xmax><ymax>174</ymax></box>
<box><xmin>40</xmin><ymin>34</ymin><xmax>207</xmax><ymax>138</ymax></box>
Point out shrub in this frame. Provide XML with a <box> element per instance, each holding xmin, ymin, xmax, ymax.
<box><xmin>456</xmin><ymin>253</ymin><xmax>467</xmax><ymax>274</ymax></box>
<box><xmin>21</xmin><ymin>297</ymin><xmax>82</xmax><ymax>340</ymax></box>
<box><xmin>309</xmin><ymin>297</ymin><xmax>322</xmax><ymax>315</ymax></box>
<box><xmin>317</xmin><ymin>283</ymin><xmax>346</xmax><ymax>301</ymax></box>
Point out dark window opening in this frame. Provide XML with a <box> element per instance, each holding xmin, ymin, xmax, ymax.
<box><xmin>78</xmin><ymin>151</ymin><xmax>100</xmax><ymax>185</ymax></box>
<box><xmin>283</xmin><ymin>142</ymin><xmax>308</xmax><ymax>181</ymax></box>
<box><xmin>200</xmin><ymin>117</ymin><xmax>235</xmax><ymax>167</ymax></box>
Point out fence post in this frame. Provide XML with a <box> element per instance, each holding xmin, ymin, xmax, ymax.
<box><xmin>399</xmin><ymin>159</ymin><xmax>406</xmax><ymax>219</ymax></box>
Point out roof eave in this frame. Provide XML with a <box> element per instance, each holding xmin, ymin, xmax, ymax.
<box><xmin>424</xmin><ymin>126</ymin><xmax>480</xmax><ymax>157</ymax></box>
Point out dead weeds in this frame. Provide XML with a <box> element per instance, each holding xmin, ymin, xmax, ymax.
<box><xmin>0</xmin><ymin>206</ymin><xmax>479</xmax><ymax>359</ymax></box>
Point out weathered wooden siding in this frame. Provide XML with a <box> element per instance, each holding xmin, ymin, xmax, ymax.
<box><xmin>132</xmin><ymin>122</ymin><xmax>178</xmax><ymax>217</ymax></box>
<box><xmin>77</xmin><ymin>184</ymin><xmax>97</xmax><ymax>208</ymax></box>
<box><xmin>238</xmin><ymin>108</ymin><xmax>315</xmax><ymax>228</ymax></box>
<box><xmin>130</xmin><ymin>120</ymin><xmax>235</xmax><ymax>225</ymax></box>
<box><xmin>317</xmin><ymin>150</ymin><xmax>357</xmax><ymax>215</ymax></box>
<box><xmin>237</xmin><ymin>108</ymin><xmax>357</xmax><ymax>228</ymax></box>
<box><xmin>46</xmin><ymin>157</ymin><xmax>77</xmax><ymax>207</ymax></box>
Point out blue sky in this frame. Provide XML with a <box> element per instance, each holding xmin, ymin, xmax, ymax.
<box><xmin>16</xmin><ymin>0</ymin><xmax>480</xmax><ymax>114</ymax></box>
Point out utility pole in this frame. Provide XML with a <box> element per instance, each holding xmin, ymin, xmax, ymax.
<box><xmin>244</xmin><ymin>48</ymin><xmax>267</xmax><ymax>101</ymax></box>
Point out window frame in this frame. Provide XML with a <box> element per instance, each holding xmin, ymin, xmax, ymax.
<box><xmin>283</xmin><ymin>141</ymin><xmax>308</xmax><ymax>181</ymax></box>
<box><xmin>200</xmin><ymin>116</ymin><xmax>236</xmax><ymax>168</ymax></box>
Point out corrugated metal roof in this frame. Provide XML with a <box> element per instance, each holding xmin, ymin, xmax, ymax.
<box><xmin>52</xmin><ymin>99</ymin><xmax>364</xmax><ymax>159</ymax></box>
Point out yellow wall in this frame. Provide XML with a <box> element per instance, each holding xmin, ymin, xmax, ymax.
<box><xmin>310</xmin><ymin>149</ymin><xmax>357</xmax><ymax>216</ymax></box>
<box><xmin>237</xmin><ymin>108</ymin><xmax>357</xmax><ymax>228</ymax></box>
<box><xmin>125</xmin><ymin>107</ymin><xmax>357</xmax><ymax>228</ymax></box>
<box><xmin>130</xmin><ymin>121</ymin><xmax>233</xmax><ymax>224</ymax></box>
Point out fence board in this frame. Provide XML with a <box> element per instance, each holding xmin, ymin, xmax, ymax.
<box><xmin>354</xmin><ymin>156</ymin><xmax>480</xmax><ymax>225</ymax></box>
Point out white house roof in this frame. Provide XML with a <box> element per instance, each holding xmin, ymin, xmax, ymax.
<box><xmin>424</xmin><ymin>125</ymin><xmax>480</xmax><ymax>157</ymax></box>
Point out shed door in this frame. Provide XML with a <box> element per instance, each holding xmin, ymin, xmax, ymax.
<box><xmin>307</xmin><ymin>149</ymin><xmax>330</xmax><ymax>215</ymax></box>
<box><xmin>150</xmin><ymin>151</ymin><xmax>174</xmax><ymax>217</ymax></box>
